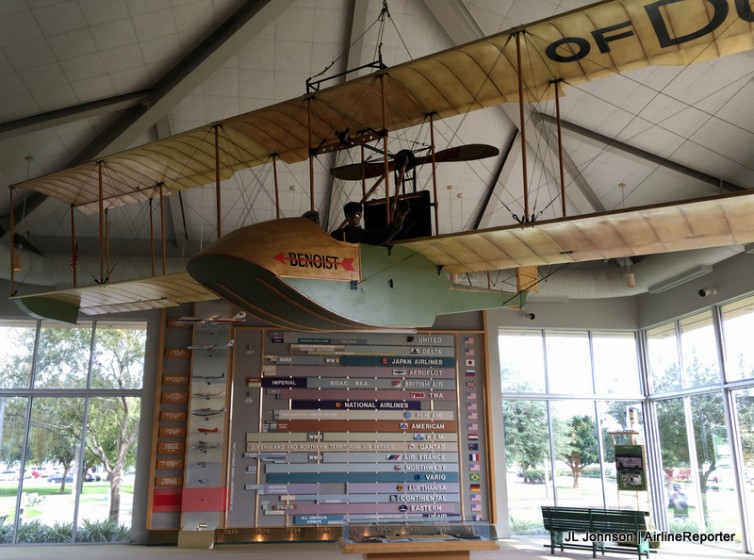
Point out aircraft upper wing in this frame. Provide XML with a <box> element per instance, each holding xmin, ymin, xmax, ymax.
<box><xmin>12</xmin><ymin>272</ymin><xmax>217</xmax><ymax>323</ymax></box>
<box><xmin>12</xmin><ymin>0</ymin><xmax>754</xmax><ymax>213</ymax></box>
<box><xmin>398</xmin><ymin>190</ymin><xmax>754</xmax><ymax>274</ymax></box>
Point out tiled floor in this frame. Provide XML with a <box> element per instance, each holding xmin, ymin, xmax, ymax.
<box><xmin>2</xmin><ymin>536</ymin><xmax>750</xmax><ymax>560</ymax></box>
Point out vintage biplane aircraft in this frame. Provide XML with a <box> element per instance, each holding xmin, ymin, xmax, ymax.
<box><xmin>7</xmin><ymin>0</ymin><xmax>754</xmax><ymax>330</ymax></box>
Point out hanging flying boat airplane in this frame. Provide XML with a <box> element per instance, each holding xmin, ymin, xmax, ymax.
<box><xmin>7</xmin><ymin>0</ymin><xmax>754</xmax><ymax>329</ymax></box>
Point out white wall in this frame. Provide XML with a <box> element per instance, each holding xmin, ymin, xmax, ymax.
<box><xmin>637</xmin><ymin>251</ymin><xmax>754</xmax><ymax>328</ymax></box>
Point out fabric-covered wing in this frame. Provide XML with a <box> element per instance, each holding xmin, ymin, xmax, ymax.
<box><xmin>399</xmin><ymin>191</ymin><xmax>754</xmax><ymax>274</ymax></box>
<box><xmin>13</xmin><ymin>0</ymin><xmax>754</xmax><ymax>213</ymax></box>
<box><xmin>12</xmin><ymin>272</ymin><xmax>217</xmax><ymax>323</ymax></box>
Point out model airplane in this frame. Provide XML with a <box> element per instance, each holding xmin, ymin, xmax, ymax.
<box><xmin>197</xmin><ymin>427</ymin><xmax>220</xmax><ymax>434</ymax></box>
<box><xmin>175</xmin><ymin>312</ymin><xmax>247</xmax><ymax>327</ymax></box>
<box><xmin>192</xmin><ymin>390</ymin><xmax>225</xmax><ymax>399</ymax></box>
<box><xmin>8</xmin><ymin>0</ymin><xmax>754</xmax><ymax>328</ymax></box>
<box><xmin>187</xmin><ymin>340</ymin><xmax>235</xmax><ymax>352</ymax></box>
<box><xmin>191</xmin><ymin>407</ymin><xmax>226</xmax><ymax>418</ymax></box>
<box><xmin>193</xmin><ymin>372</ymin><xmax>226</xmax><ymax>383</ymax></box>
<box><xmin>191</xmin><ymin>441</ymin><xmax>221</xmax><ymax>453</ymax></box>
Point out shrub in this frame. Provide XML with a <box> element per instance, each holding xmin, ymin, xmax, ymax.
<box><xmin>510</xmin><ymin>516</ymin><xmax>547</xmax><ymax>535</ymax></box>
<box><xmin>15</xmin><ymin>520</ymin><xmax>72</xmax><ymax>543</ymax></box>
<box><xmin>77</xmin><ymin>518</ymin><xmax>130</xmax><ymax>542</ymax></box>
<box><xmin>522</xmin><ymin>467</ymin><xmax>545</xmax><ymax>483</ymax></box>
<box><xmin>668</xmin><ymin>518</ymin><xmax>699</xmax><ymax>534</ymax></box>
<box><xmin>0</xmin><ymin>517</ymin><xmax>11</xmax><ymax>544</ymax></box>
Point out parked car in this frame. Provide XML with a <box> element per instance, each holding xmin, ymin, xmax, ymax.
<box><xmin>47</xmin><ymin>472</ymin><xmax>73</xmax><ymax>483</ymax></box>
<box><xmin>47</xmin><ymin>472</ymin><xmax>101</xmax><ymax>483</ymax></box>
<box><xmin>0</xmin><ymin>470</ymin><xmax>19</xmax><ymax>482</ymax></box>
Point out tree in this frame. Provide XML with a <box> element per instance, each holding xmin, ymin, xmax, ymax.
<box><xmin>1</xmin><ymin>323</ymin><xmax>144</xmax><ymax>524</ymax></box>
<box><xmin>503</xmin><ymin>399</ymin><xmax>549</xmax><ymax>481</ymax></box>
<box><xmin>559</xmin><ymin>415</ymin><xmax>599</xmax><ymax>488</ymax></box>
<box><xmin>85</xmin><ymin>327</ymin><xmax>145</xmax><ymax>522</ymax></box>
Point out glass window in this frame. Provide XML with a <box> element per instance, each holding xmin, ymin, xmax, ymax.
<box><xmin>655</xmin><ymin>398</ymin><xmax>694</xmax><ymax>530</ymax></box>
<box><xmin>597</xmin><ymin>401</ymin><xmax>646</xmax><ymax>509</ymax></box>
<box><xmin>721</xmin><ymin>295</ymin><xmax>754</xmax><ymax>382</ymax></box>
<box><xmin>0</xmin><ymin>396</ymin><xmax>28</xmax><ymax>542</ymax></box>
<box><xmin>79</xmin><ymin>396</ymin><xmax>138</xmax><ymax>541</ymax></box>
<box><xmin>499</xmin><ymin>330</ymin><xmax>545</xmax><ymax>392</ymax></box>
<box><xmin>647</xmin><ymin>323</ymin><xmax>681</xmax><ymax>393</ymax></box>
<box><xmin>733</xmin><ymin>388</ymin><xmax>754</xmax><ymax>546</ymax></box>
<box><xmin>91</xmin><ymin>323</ymin><xmax>146</xmax><ymax>390</ymax></box>
<box><xmin>592</xmin><ymin>332</ymin><xmax>641</xmax><ymax>395</ymax></box>
<box><xmin>34</xmin><ymin>323</ymin><xmax>92</xmax><ymax>389</ymax></box>
<box><xmin>680</xmin><ymin>312</ymin><xmax>720</xmax><ymax>388</ymax></box>
<box><xmin>550</xmin><ymin>401</ymin><xmax>602</xmax><ymax>507</ymax></box>
<box><xmin>546</xmin><ymin>331</ymin><xmax>593</xmax><ymax>394</ymax></box>
<box><xmin>0</xmin><ymin>320</ymin><xmax>144</xmax><ymax>544</ymax></box>
<box><xmin>689</xmin><ymin>392</ymin><xmax>740</xmax><ymax>547</ymax></box>
<box><xmin>21</xmin><ymin>396</ymin><xmax>86</xmax><ymax>543</ymax></box>
<box><xmin>503</xmin><ymin>399</ymin><xmax>551</xmax><ymax>534</ymax></box>
<box><xmin>0</xmin><ymin>321</ymin><xmax>36</xmax><ymax>389</ymax></box>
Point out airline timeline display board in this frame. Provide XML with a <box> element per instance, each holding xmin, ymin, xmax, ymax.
<box><xmin>148</xmin><ymin>310</ymin><xmax>490</xmax><ymax>543</ymax></box>
<box><xmin>220</xmin><ymin>329</ymin><xmax>489</xmax><ymax>542</ymax></box>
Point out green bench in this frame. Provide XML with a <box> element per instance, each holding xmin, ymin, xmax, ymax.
<box><xmin>541</xmin><ymin>506</ymin><xmax>651</xmax><ymax>559</ymax></box>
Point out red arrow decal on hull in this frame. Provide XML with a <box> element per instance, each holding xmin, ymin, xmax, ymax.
<box><xmin>273</xmin><ymin>252</ymin><xmax>355</xmax><ymax>271</ymax></box>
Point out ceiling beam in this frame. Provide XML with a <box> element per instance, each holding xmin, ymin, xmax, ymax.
<box><xmin>421</xmin><ymin>0</ymin><xmax>484</xmax><ymax>44</ymax></box>
<box><xmin>472</xmin><ymin>130</ymin><xmax>518</xmax><ymax>230</ymax></box>
<box><xmin>71</xmin><ymin>0</ymin><xmax>297</xmax><ymax>166</ymax></box>
<box><xmin>0</xmin><ymin>91</ymin><xmax>150</xmax><ymax>142</ymax></box>
<box><xmin>4</xmin><ymin>0</ymin><xmax>295</xmax><ymax>238</ymax></box>
<box><xmin>533</xmin><ymin>111</ymin><xmax>746</xmax><ymax>193</ymax></box>
<box><xmin>527</xmin><ymin>112</ymin><xmax>605</xmax><ymax>214</ymax></box>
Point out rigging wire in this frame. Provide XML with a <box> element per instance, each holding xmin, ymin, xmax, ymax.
<box><xmin>522</xmin><ymin>12</ymin><xmax>754</xmax><ymax>211</ymax></box>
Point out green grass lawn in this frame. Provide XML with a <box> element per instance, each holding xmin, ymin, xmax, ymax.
<box><xmin>0</xmin><ymin>481</ymin><xmax>134</xmax><ymax>524</ymax></box>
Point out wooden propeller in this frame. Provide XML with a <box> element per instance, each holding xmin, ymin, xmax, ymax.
<box><xmin>330</xmin><ymin>143</ymin><xmax>499</xmax><ymax>181</ymax></box>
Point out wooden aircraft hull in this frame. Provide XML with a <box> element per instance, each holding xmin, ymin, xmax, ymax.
<box><xmin>186</xmin><ymin>218</ymin><xmax>526</xmax><ymax>330</ymax></box>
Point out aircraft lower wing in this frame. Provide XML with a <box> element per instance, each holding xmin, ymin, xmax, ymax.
<box><xmin>399</xmin><ymin>190</ymin><xmax>754</xmax><ymax>274</ymax></box>
<box><xmin>11</xmin><ymin>190</ymin><xmax>754</xmax><ymax>325</ymax></box>
<box><xmin>12</xmin><ymin>272</ymin><xmax>217</xmax><ymax>323</ymax></box>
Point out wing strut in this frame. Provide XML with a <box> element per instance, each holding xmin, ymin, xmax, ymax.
<box><xmin>70</xmin><ymin>205</ymin><xmax>77</xmax><ymax>287</ymax></box>
<box><xmin>9</xmin><ymin>186</ymin><xmax>16</xmax><ymax>295</ymax></box>
<box><xmin>380</xmin><ymin>75</ymin><xmax>392</xmax><ymax>223</ymax></box>
<box><xmin>515</xmin><ymin>31</ymin><xmax>530</xmax><ymax>223</ymax></box>
<box><xmin>149</xmin><ymin>198</ymin><xmax>155</xmax><ymax>276</ymax></box>
<box><xmin>307</xmin><ymin>98</ymin><xmax>315</xmax><ymax>213</ymax></box>
<box><xmin>150</xmin><ymin>184</ymin><xmax>167</xmax><ymax>276</ymax></box>
<box><xmin>360</xmin><ymin>144</ymin><xmax>367</xmax><ymax>203</ymax></box>
<box><xmin>272</xmin><ymin>155</ymin><xmax>281</xmax><ymax>219</ymax></box>
<box><xmin>98</xmin><ymin>161</ymin><xmax>105</xmax><ymax>283</ymax></box>
<box><xmin>429</xmin><ymin>114</ymin><xmax>440</xmax><ymax>235</ymax></box>
<box><xmin>553</xmin><ymin>80</ymin><xmax>567</xmax><ymax>218</ymax></box>
<box><xmin>159</xmin><ymin>183</ymin><xmax>167</xmax><ymax>274</ymax></box>
<box><xmin>214</xmin><ymin>125</ymin><xmax>222</xmax><ymax>239</ymax></box>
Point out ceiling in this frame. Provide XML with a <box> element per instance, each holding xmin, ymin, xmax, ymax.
<box><xmin>0</xmin><ymin>0</ymin><xmax>752</xmax><ymax>303</ymax></box>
